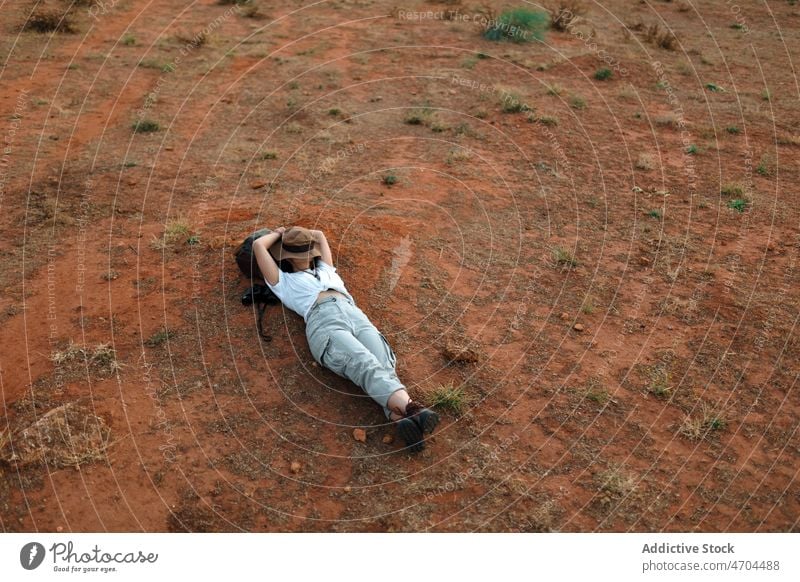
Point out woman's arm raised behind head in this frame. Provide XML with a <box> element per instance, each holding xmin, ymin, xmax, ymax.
<box><xmin>253</xmin><ymin>231</ymin><xmax>282</xmax><ymax>286</ymax></box>
<box><xmin>311</xmin><ymin>230</ymin><xmax>334</xmax><ymax>267</ymax></box>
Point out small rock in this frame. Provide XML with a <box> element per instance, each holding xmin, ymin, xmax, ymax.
<box><xmin>353</xmin><ymin>428</ymin><xmax>367</xmax><ymax>442</ymax></box>
<box><xmin>573</xmin><ymin>323</ymin><xmax>584</xmax><ymax>332</ymax></box>
<box><xmin>560</xmin><ymin>312</ymin><xmax>570</xmax><ymax>320</ymax></box>
<box><xmin>290</xmin><ymin>461</ymin><xmax>301</xmax><ymax>473</ymax></box>
<box><xmin>56</xmin><ymin>526</ymin><xmax>63</xmax><ymax>532</ymax></box>
<box><xmin>344</xmin><ymin>485</ymin><xmax>352</xmax><ymax>493</ymax></box>
<box><xmin>382</xmin><ymin>434</ymin><xmax>394</xmax><ymax>444</ymax></box>
<box><xmin>250</xmin><ymin>180</ymin><xmax>268</xmax><ymax>190</ymax></box>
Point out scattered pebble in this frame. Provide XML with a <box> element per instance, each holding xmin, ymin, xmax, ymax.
<box><xmin>250</xmin><ymin>180</ymin><xmax>268</xmax><ymax>190</ymax></box>
<box><xmin>344</xmin><ymin>485</ymin><xmax>352</xmax><ymax>493</ymax></box>
<box><xmin>353</xmin><ymin>428</ymin><xmax>367</xmax><ymax>442</ymax></box>
<box><xmin>382</xmin><ymin>434</ymin><xmax>394</xmax><ymax>444</ymax></box>
<box><xmin>560</xmin><ymin>312</ymin><xmax>570</xmax><ymax>320</ymax></box>
<box><xmin>573</xmin><ymin>323</ymin><xmax>584</xmax><ymax>332</ymax></box>
<box><xmin>290</xmin><ymin>461</ymin><xmax>301</xmax><ymax>474</ymax></box>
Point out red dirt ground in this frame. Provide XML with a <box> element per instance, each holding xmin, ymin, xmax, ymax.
<box><xmin>1</xmin><ymin>0</ymin><xmax>798</xmax><ymax>532</ymax></box>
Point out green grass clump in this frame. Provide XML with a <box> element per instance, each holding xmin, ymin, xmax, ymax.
<box><xmin>594</xmin><ymin>68</ymin><xmax>613</xmax><ymax>81</ymax></box>
<box><xmin>726</xmin><ymin>126</ymin><xmax>740</xmax><ymax>134</ymax></box>
<box><xmin>705</xmin><ymin>83</ymin><xmax>724</xmax><ymax>92</ymax></box>
<box><xmin>483</xmin><ymin>8</ymin><xmax>549</xmax><ymax>43</ymax></box>
<box><xmin>499</xmin><ymin>92</ymin><xmax>529</xmax><ymax>113</ymax></box>
<box><xmin>553</xmin><ymin>246</ymin><xmax>578</xmax><ymax>268</ymax></box>
<box><xmin>382</xmin><ymin>174</ymin><xmax>397</xmax><ymax>186</ymax></box>
<box><xmin>122</xmin><ymin>34</ymin><xmax>136</xmax><ymax>46</ymax></box>
<box><xmin>728</xmin><ymin>199</ymin><xmax>747</xmax><ymax>212</ymax></box>
<box><xmin>426</xmin><ymin>381</ymin><xmax>470</xmax><ymax>415</ymax></box>
<box><xmin>569</xmin><ymin>95</ymin><xmax>586</xmax><ymax>109</ymax></box>
<box><xmin>648</xmin><ymin>209</ymin><xmax>662</xmax><ymax>219</ymax></box>
<box><xmin>685</xmin><ymin>144</ymin><xmax>698</xmax><ymax>155</ymax></box>
<box><xmin>132</xmin><ymin>119</ymin><xmax>160</xmax><ymax>133</ymax></box>
<box><xmin>146</xmin><ymin>328</ymin><xmax>176</xmax><ymax>347</ymax></box>
<box><xmin>260</xmin><ymin>151</ymin><xmax>277</xmax><ymax>160</ymax></box>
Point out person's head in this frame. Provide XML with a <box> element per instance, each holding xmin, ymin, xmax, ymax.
<box><xmin>268</xmin><ymin>226</ymin><xmax>321</xmax><ymax>272</ymax></box>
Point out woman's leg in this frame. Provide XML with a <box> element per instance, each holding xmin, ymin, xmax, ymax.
<box><xmin>315</xmin><ymin>327</ymin><xmax>407</xmax><ymax>419</ymax></box>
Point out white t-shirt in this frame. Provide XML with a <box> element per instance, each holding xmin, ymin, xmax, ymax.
<box><xmin>264</xmin><ymin>259</ymin><xmax>354</xmax><ymax>323</ymax></box>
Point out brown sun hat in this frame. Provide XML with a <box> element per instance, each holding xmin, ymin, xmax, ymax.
<box><xmin>268</xmin><ymin>226</ymin><xmax>322</xmax><ymax>262</ymax></box>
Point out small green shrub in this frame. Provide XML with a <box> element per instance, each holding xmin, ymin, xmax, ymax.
<box><xmin>728</xmin><ymin>199</ymin><xmax>747</xmax><ymax>212</ymax></box>
<box><xmin>594</xmin><ymin>68</ymin><xmax>613</xmax><ymax>81</ymax></box>
<box><xmin>648</xmin><ymin>209</ymin><xmax>662</xmax><ymax>219</ymax></box>
<box><xmin>132</xmin><ymin>120</ymin><xmax>160</xmax><ymax>133</ymax></box>
<box><xmin>122</xmin><ymin>34</ymin><xmax>136</xmax><ymax>46</ymax></box>
<box><xmin>726</xmin><ymin>126</ymin><xmax>740</xmax><ymax>134</ymax></box>
<box><xmin>483</xmin><ymin>8</ymin><xmax>549</xmax><ymax>43</ymax></box>
<box><xmin>382</xmin><ymin>174</ymin><xmax>397</xmax><ymax>186</ymax></box>
<box><xmin>705</xmin><ymin>83</ymin><xmax>724</xmax><ymax>92</ymax></box>
<box><xmin>685</xmin><ymin>144</ymin><xmax>698</xmax><ymax>155</ymax></box>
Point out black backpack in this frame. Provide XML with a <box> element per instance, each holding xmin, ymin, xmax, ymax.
<box><xmin>234</xmin><ymin>228</ymin><xmax>282</xmax><ymax>341</ymax></box>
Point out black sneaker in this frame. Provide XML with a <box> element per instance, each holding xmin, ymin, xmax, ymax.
<box><xmin>396</xmin><ymin>417</ymin><xmax>425</xmax><ymax>453</ymax></box>
<box><xmin>404</xmin><ymin>400</ymin><xmax>440</xmax><ymax>436</ymax></box>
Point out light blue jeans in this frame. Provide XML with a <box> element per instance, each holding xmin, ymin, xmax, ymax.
<box><xmin>306</xmin><ymin>295</ymin><xmax>404</xmax><ymax>420</ymax></box>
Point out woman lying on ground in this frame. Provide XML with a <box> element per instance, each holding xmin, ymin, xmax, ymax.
<box><xmin>252</xmin><ymin>225</ymin><xmax>440</xmax><ymax>452</ymax></box>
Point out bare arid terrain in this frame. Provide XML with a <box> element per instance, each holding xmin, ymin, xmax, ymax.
<box><xmin>1</xmin><ymin>0</ymin><xmax>799</xmax><ymax>532</ymax></box>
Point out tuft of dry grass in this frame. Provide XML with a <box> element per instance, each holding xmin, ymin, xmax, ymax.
<box><xmin>52</xmin><ymin>341</ymin><xmax>124</xmax><ymax>377</ymax></box>
<box><xmin>150</xmin><ymin>215</ymin><xmax>196</xmax><ymax>250</ymax></box>
<box><xmin>644</xmin><ymin>23</ymin><xmax>677</xmax><ymax>50</ymax></box>
<box><xmin>594</xmin><ymin>465</ymin><xmax>637</xmax><ymax>507</ymax></box>
<box><xmin>635</xmin><ymin>153</ymin><xmax>655</xmax><ymax>170</ymax></box>
<box><xmin>545</xmin><ymin>0</ymin><xmax>587</xmax><ymax>32</ymax></box>
<box><xmin>679</xmin><ymin>402</ymin><xmax>726</xmax><ymax>440</ymax></box>
<box><xmin>173</xmin><ymin>29</ymin><xmax>208</xmax><ymax>48</ymax></box>
<box><xmin>1</xmin><ymin>402</ymin><xmax>113</xmax><ymax>468</ymax></box>
<box><xmin>647</xmin><ymin>365</ymin><xmax>672</xmax><ymax>397</ymax></box>
<box><xmin>24</xmin><ymin>8</ymin><xmax>76</xmax><ymax>34</ymax></box>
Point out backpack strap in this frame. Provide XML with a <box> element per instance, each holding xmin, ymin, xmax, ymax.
<box><xmin>256</xmin><ymin>301</ymin><xmax>271</xmax><ymax>342</ymax></box>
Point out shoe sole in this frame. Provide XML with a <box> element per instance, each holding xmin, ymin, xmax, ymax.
<box><xmin>396</xmin><ymin>418</ymin><xmax>424</xmax><ymax>453</ymax></box>
<box><xmin>415</xmin><ymin>410</ymin><xmax>440</xmax><ymax>435</ymax></box>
